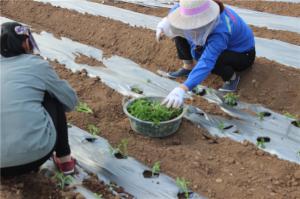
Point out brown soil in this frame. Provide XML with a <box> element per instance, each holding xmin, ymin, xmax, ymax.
<box><xmin>51</xmin><ymin>61</ymin><xmax>300</xmax><ymax>199</ymax></box>
<box><xmin>1</xmin><ymin>0</ymin><xmax>300</xmax><ymax>116</ymax></box>
<box><xmin>0</xmin><ymin>172</ymin><xmax>63</xmax><ymax>199</ymax></box>
<box><xmin>75</xmin><ymin>53</ymin><xmax>104</xmax><ymax>67</ymax></box>
<box><xmin>91</xmin><ymin>0</ymin><xmax>300</xmax><ymax>46</ymax></box>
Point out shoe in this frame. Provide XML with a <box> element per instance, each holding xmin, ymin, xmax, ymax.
<box><xmin>53</xmin><ymin>155</ymin><xmax>76</xmax><ymax>175</ymax></box>
<box><xmin>219</xmin><ymin>75</ymin><xmax>240</xmax><ymax>92</ymax></box>
<box><xmin>167</xmin><ymin>68</ymin><xmax>191</xmax><ymax>79</ymax></box>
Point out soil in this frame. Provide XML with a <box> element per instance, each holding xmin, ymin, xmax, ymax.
<box><xmin>0</xmin><ymin>172</ymin><xmax>63</xmax><ymax>199</ymax></box>
<box><xmin>51</xmin><ymin>61</ymin><xmax>300</xmax><ymax>199</ymax></box>
<box><xmin>2</xmin><ymin>0</ymin><xmax>299</xmax><ymax>116</ymax></box>
<box><xmin>75</xmin><ymin>53</ymin><xmax>105</xmax><ymax>67</ymax></box>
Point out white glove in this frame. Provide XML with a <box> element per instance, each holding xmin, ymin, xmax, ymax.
<box><xmin>156</xmin><ymin>17</ymin><xmax>174</xmax><ymax>42</ymax></box>
<box><xmin>162</xmin><ymin>87</ymin><xmax>185</xmax><ymax>108</ymax></box>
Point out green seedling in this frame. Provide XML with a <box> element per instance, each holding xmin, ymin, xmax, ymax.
<box><xmin>284</xmin><ymin>112</ymin><xmax>298</xmax><ymax>119</ymax></box>
<box><xmin>87</xmin><ymin>124</ymin><xmax>100</xmax><ymax>137</ymax></box>
<box><xmin>223</xmin><ymin>93</ymin><xmax>238</xmax><ymax>107</ymax></box>
<box><xmin>127</xmin><ymin>99</ymin><xmax>183</xmax><ymax>125</ymax></box>
<box><xmin>151</xmin><ymin>161</ymin><xmax>161</xmax><ymax>176</ymax></box>
<box><xmin>292</xmin><ymin>120</ymin><xmax>300</xmax><ymax>127</ymax></box>
<box><xmin>256</xmin><ymin>140</ymin><xmax>266</xmax><ymax>149</ymax></box>
<box><xmin>297</xmin><ymin>150</ymin><xmax>300</xmax><ymax>157</ymax></box>
<box><xmin>94</xmin><ymin>193</ymin><xmax>103</xmax><ymax>199</ymax></box>
<box><xmin>131</xmin><ymin>86</ymin><xmax>143</xmax><ymax>94</ymax></box>
<box><xmin>146</xmin><ymin>79</ymin><xmax>152</xmax><ymax>83</ymax></box>
<box><xmin>110</xmin><ymin>139</ymin><xmax>129</xmax><ymax>158</ymax></box>
<box><xmin>54</xmin><ymin>172</ymin><xmax>74</xmax><ymax>190</ymax></box>
<box><xmin>176</xmin><ymin>177</ymin><xmax>190</xmax><ymax>199</ymax></box>
<box><xmin>218</xmin><ymin>122</ymin><xmax>225</xmax><ymax>132</ymax></box>
<box><xmin>76</xmin><ymin>102</ymin><xmax>93</xmax><ymax>114</ymax></box>
<box><xmin>257</xmin><ymin>112</ymin><xmax>265</xmax><ymax>121</ymax></box>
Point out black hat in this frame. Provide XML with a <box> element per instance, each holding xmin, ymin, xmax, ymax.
<box><xmin>1</xmin><ymin>22</ymin><xmax>39</xmax><ymax>57</ymax></box>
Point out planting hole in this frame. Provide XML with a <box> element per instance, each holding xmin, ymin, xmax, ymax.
<box><xmin>261</xmin><ymin>112</ymin><xmax>271</xmax><ymax>117</ymax></box>
<box><xmin>291</xmin><ymin>121</ymin><xmax>300</xmax><ymax>128</ymax></box>
<box><xmin>257</xmin><ymin>137</ymin><xmax>271</xmax><ymax>143</ymax></box>
<box><xmin>114</xmin><ymin>152</ymin><xmax>127</xmax><ymax>159</ymax></box>
<box><xmin>177</xmin><ymin>191</ymin><xmax>194</xmax><ymax>199</ymax></box>
<box><xmin>224</xmin><ymin>125</ymin><xmax>234</xmax><ymax>130</ymax></box>
<box><xmin>143</xmin><ymin>170</ymin><xmax>159</xmax><ymax>178</ymax></box>
<box><xmin>85</xmin><ymin>137</ymin><xmax>97</xmax><ymax>143</ymax></box>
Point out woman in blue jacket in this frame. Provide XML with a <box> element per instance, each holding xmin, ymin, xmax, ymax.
<box><xmin>156</xmin><ymin>0</ymin><xmax>255</xmax><ymax>108</ymax></box>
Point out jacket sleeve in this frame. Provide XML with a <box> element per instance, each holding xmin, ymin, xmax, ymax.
<box><xmin>183</xmin><ymin>32</ymin><xmax>230</xmax><ymax>90</ymax></box>
<box><xmin>42</xmin><ymin>62</ymin><xmax>78</xmax><ymax>112</ymax></box>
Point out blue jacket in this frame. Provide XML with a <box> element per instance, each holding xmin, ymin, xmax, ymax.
<box><xmin>170</xmin><ymin>5</ymin><xmax>255</xmax><ymax>90</ymax></box>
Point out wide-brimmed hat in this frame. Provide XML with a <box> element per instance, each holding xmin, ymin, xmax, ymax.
<box><xmin>168</xmin><ymin>0</ymin><xmax>220</xmax><ymax>30</ymax></box>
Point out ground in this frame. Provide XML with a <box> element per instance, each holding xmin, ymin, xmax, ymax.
<box><xmin>1</xmin><ymin>0</ymin><xmax>300</xmax><ymax>198</ymax></box>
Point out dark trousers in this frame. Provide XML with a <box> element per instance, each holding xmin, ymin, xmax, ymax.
<box><xmin>1</xmin><ymin>92</ymin><xmax>71</xmax><ymax>177</ymax></box>
<box><xmin>174</xmin><ymin>36</ymin><xmax>256</xmax><ymax>81</ymax></box>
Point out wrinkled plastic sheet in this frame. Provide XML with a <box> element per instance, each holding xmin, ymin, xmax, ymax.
<box><xmin>36</xmin><ymin>0</ymin><xmax>300</xmax><ymax>34</ymax></box>
<box><xmin>2</xmin><ymin>16</ymin><xmax>298</xmax><ymax>165</ymax></box>
<box><xmin>34</xmin><ymin>0</ymin><xmax>300</xmax><ymax>69</ymax></box>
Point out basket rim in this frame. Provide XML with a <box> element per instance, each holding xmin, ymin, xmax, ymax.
<box><xmin>123</xmin><ymin>96</ymin><xmax>187</xmax><ymax>125</ymax></box>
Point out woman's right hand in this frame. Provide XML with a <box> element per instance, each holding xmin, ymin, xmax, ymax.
<box><xmin>156</xmin><ymin>17</ymin><xmax>174</xmax><ymax>42</ymax></box>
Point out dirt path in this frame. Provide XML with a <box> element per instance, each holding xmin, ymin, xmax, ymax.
<box><xmin>51</xmin><ymin>61</ymin><xmax>300</xmax><ymax>199</ymax></box>
<box><xmin>92</xmin><ymin>0</ymin><xmax>300</xmax><ymax>46</ymax></box>
<box><xmin>1</xmin><ymin>0</ymin><xmax>300</xmax><ymax>117</ymax></box>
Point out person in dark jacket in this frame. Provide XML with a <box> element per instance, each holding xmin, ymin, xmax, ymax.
<box><xmin>156</xmin><ymin>0</ymin><xmax>255</xmax><ymax>108</ymax></box>
<box><xmin>1</xmin><ymin>22</ymin><xmax>78</xmax><ymax>176</ymax></box>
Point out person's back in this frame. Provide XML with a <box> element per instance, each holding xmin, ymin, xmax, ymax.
<box><xmin>1</xmin><ymin>54</ymin><xmax>57</xmax><ymax>168</ymax></box>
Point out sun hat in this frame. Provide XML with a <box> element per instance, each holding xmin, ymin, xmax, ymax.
<box><xmin>1</xmin><ymin>22</ymin><xmax>40</xmax><ymax>57</ymax></box>
<box><xmin>168</xmin><ymin>0</ymin><xmax>220</xmax><ymax>30</ymax></box>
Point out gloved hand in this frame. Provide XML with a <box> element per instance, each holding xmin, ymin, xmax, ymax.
<box><xmin>156</xmin><ymin>17</ymin><xmax>174</xmax><ymax>42</ymax></box>
<box><xmin>162</xmin><ymin>87</ymin><xmax>185</xmax><ymax>108</ymax></box>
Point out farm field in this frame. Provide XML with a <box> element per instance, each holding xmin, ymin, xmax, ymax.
<box><xmin>1</xmin><ymin>0</ymin><xmax>300</xmax><ymax>199</ymax></box>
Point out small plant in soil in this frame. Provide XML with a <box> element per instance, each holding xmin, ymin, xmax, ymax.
<box><xmin>218</xmin><ymin>122</ymin><xmax>225</xmax><ymax>132</ymax></box>
<box><xmin>76</xmin><ymin>102</ymin><xmax>93</xmax><ymax>114</ymax></box>
<box><xmin>130</xmin><ymin>86</ymin><xmax>143</xmax><ymax>94</ymax></box>
<box><xmin>256</xmin><ymin>139</ymin><xmax>266</xmax><ymax>149</ymax></box>
<box><xmin>110</xmin><ymin>138</ymin><xmax>129</xmax><ymax>159</ymax></box>
<box><xmin>152</xmin><ymin>161</ymin><xmax>161</xmax><ymax>176</ymax></box>
<box><xmin>54</xmin><ymin>172</ymin><xmax>74</xmax><ymax>190</ymax></box>
<box><xmin>87</xmin><ymin>124</ymin><xmax>100</xmax><ymax>137</ymax></box>
<box><xmin>127</xmin><ymin>98</ymin><xmax>183</xmax><ymax>125</ymax></box>
<box><xmin>284</xmin><ymin>112</ymin><xmax>298</xmax><ymax>119</ymax></box>
<box><xmin>292</xmin><ymin>120</ymin><xmax>300</xmax><ymax>128</ymax></box>
<box><xmin>257</xmin><ymin>112</ymin><xmax>271</xmax><ymax>121</ymax></box>
<box><xmin>223</xmin><ymin>93</ymin><xmax>238</xmax><ymax>107</ymax></box>
<box><xmin>176</xmin><ymin>177</ymin><xmax>190</xmax><ymax>199</ymax></box>
<box><xmin>94</xmin><ymin>193</ymin><xmax>103</xmax><ymax>199</ymax></box>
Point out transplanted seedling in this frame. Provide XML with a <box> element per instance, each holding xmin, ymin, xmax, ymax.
<box><xmin>54</xmin><ymin>172</ymin><xmax>74</xmax><ymax>190</ymax></box>
<box><xmin>284</xmin><ymin>112</ymin><xmax>298</xmax><ymax>119</ymax></box>
<box><xmin>256</xmin><ymin>139</ymin><xmax>266</xmax><ymax>149</ymax></box>
<box><xmin>87</xmin><ymin>124</ymin><xmax>100</xmax><ymax>137</ymax></box>
<box><xmin>110</xmin><ymin>138</ymin><xmax>129</xmax><ymax>159</ymax></box>
<box><xmin>223</xmin><ymin>93</ymin><xmax>238</xmax><ymax>107</ymax></box>
<box><xmin>218</xmin><ymin>122</ymin><xmax>225</xmax><ymax>132</ymax></box>
<box><xmin>151</xmin><ymin>161</ymin><xmax>161</xmax><ymax>176</ymax></box>
<box><xmin>176</xmin><ymin>177</ymin><xmax>190</xmax><ymax>199</ymax></box>
<box><xmin>76</xmin><ymin>102</ymin><xmax>93</xmax><ymax>114</ymax></box>
<box><xmin>130</xmin><ymin>85</ymin><xmax>143</xmax><ymax>94</ymax></box>
<box><xmin>94</xmin><ymin>193</ymin><xmax>103</xmax><ymax>199</ymax></box>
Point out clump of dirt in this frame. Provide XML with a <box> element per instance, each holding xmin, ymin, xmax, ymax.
<box><xmin>52</xmin><ymin>61</ymin><xmax>300</xmax><ymax>199</ymax></box>
<box><xmin>1</xmin><ymin>0</ymin><xmax>299</xmax><ymax>116</ymax></box>
<box><xmin>74</xmin><ymin>53</ymin><xmax>104</xmax><ymax>67</ymax></box>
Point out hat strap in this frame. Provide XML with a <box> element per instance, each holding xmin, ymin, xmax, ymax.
<box><xmin>180</xmin><ymin>1</ymin><xmax>210</xmax><ymax>16</ymax></box>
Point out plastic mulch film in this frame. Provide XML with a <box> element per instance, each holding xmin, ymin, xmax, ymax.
<box><xmin>33</xmin><ymin>0</ymin><xmax>300</xmax><ymax>69</ymax></box>
<box><xmin>35</xmin><ymin>0</ymin><xmax>300</xmax><ymax>34</ymax></box>
<box><xmin>1</xmin><ymin>17</ymin><xmax>297</xmax><ymax>165</ymax></box>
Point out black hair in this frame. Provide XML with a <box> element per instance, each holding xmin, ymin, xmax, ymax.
<box><xmin>1</xmin><ymin>22</ymin><xmax>27</xmax><ymax>57</ymax></box>
<box><xmin>213</xmin><ymin>0</ymin><xmax>225</xmax><ymax>13</ymax></box>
